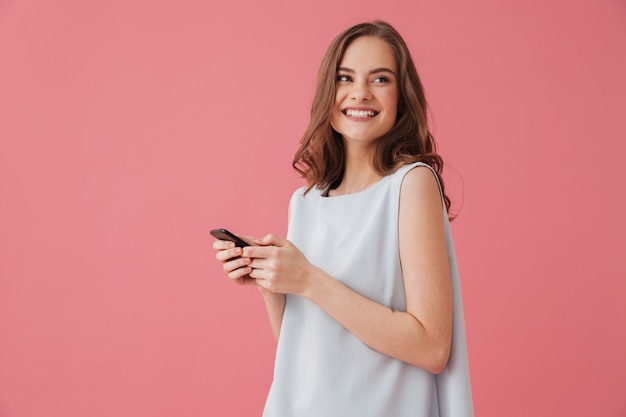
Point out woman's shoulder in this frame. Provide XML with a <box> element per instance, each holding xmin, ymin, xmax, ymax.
<box><xmin>389</xmin><ymin>162</ymin><xmax>436</xmax><ymax>190</ymax></box>
<box><xmin>290</xmin><ymin>185</ymin><xmax>323</xmax><ymax>200</ymax></box>
<box><xmin>396</xmin><ymin>163</ymin><xmax>445</xmax><ymax>215</ymax></box>
<box><xmin>393</xmin><ymin>161</ymin><xmax>434</xmax><ymax>177</ymax></box>
<box><xmin>400</xmin><ymin>164</ymin><xmax>440</xmax><ymax>191</ymax></box>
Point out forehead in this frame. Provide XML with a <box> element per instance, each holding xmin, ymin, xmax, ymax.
<box><xmin>340</xmin><ymin>36</ymin><xmax>397</xmax><ymax>71</ymax></box>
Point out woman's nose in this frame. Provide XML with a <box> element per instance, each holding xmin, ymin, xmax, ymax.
<box><xmin>350</xmin><ymin>82</ymin><xmax>372</xmax><ymax>101</ymax></box>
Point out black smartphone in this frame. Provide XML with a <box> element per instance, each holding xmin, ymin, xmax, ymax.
<box><xmin>210</xmin><ymin>228</ymin><xmax>250</xmax><ymax>247</ymax></box>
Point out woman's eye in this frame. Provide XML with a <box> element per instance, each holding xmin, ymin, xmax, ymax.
<box><xmin>337</xmin><ymin>74</ymin><xmax>351</xmax><ymax>82</ymax></box>
<box><xmin>373</xmin><ymin>76</ymin><xmax>389</xmax><ymax>83</ymax></box>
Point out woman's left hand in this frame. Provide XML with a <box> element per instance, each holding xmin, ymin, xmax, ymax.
<box><xmin>243</xmin><ymin>234</ymin><xmax>316</xmax><ymax>296</ymax></box>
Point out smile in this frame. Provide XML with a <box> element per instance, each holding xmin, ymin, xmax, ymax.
<box><xmin>343</xmin><ymin>109</ymin><xmax>378</xmax><ymax>119</ymax></box>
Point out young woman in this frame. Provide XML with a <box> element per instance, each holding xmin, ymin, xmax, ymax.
<box><xmin>213</xmin><ymin>21</ymin><xmax>473</xmax><ymax>417</ymax></box>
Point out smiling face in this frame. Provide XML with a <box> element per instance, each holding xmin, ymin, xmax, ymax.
<box><xmin>330</xmin><ymin>36</ymin><xmax>399</xmax><ymax>147</ymax></box>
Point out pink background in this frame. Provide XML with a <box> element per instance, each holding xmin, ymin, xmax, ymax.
<box><xmin>1</xmin><ymin>0</ymin><xmax>625</xmax><ymax>416</ymax></box>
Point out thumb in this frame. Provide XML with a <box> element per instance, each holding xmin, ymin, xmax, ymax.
<box><xmin>255</xmin><ymin>233</ymin><xmax>287</xmax><ymax>247</ymax></box>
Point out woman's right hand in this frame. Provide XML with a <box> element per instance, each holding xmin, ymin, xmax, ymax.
<box><xmin>213</xmin><ymin>237</ymin><xmax>257</xmax><ymax>286</ymax></box>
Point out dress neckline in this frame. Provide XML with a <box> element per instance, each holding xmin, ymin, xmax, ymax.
<box><xmin>321</xmin><ymin>174</ymin><xmax>390</xmax><ymax>199</ymax></box>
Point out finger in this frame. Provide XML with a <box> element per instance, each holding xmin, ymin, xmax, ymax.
<box><xmin>216</xmin><ymin>246</ymin><xmax>243</xmax><ymax>262</ymax></box>
<box><xmin>248</xmin><ymin>267</ymin><xmax>271</xmax><ymax>280</ymax></box>
<box><xmin>227</xmin><ymin>265</ymin><xmax>252</xmax><ymax>281</ymax></box>
<box><xmin>242</xmin><ymin>244</ymin><xmax>278</xmax><ymax>260</ymax></box>
<box><xmin>223</xmin><ymin>255</ymin><xmax>251</xmax><ymax>273</ymax></box>
<box><xmin>254</xmin><ymin>233</ymin><xmax>287</xmax><ymax>247</ymax></box>
<box><xmin>254</xmin><ymin>277</ymin><xmax>270</xmax><ymax>290</ymax></box>
<box><xmin>249</xmin><ymin>272</ymin><xmax>277</xmax><ymax>292</ymax></box>
<box><xmin>248</xmin><ymin>257</ymin><xmax>273</xmax><ymax>270</ymax></box>
<box><xmin>213</xmin><ymin>239</ymin><xmax>235</xmax><ymax>250</ymax></box>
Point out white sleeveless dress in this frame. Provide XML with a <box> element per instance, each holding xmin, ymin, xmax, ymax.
<box><xmin>263</xmin><ymin>162</ymin><xmax>473</xmax><ymax>417</ymax></box>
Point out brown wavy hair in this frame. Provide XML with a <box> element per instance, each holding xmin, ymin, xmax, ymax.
<box><xmin>292</xmin><ymin>20</ymin><xmax>451</xmax><ymax>213</ymax></box>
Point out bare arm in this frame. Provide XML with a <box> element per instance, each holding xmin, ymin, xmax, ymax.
<box><xmin>258</xmin><ymin>287</ymin><xmax>285</xmax><ymax>341</ymax></box>
<box><xmin>245</xmin><ymin>167</ymin><xmax>452</xmax><ymax>374</ymax></box>
<box><xmin>213</xmin><ymin>238</ymin><xmax>285</xmax><ymax>341</ymax></box>
<box><xmin>212</xmin><ymin>196</ymin><xmax>296</xmax><ymax>342</ymax></box>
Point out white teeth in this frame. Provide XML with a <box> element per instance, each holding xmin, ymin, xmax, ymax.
<box><xmin>345</xmin><ymin>109</ymin><xmax>376</xmax><ymax>118</ymax></box>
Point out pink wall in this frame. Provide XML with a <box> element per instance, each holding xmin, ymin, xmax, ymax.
<box><xmin>1</xmin><ymin>0</ymin><xmax>625</xmax><ymax>416</ymax></box>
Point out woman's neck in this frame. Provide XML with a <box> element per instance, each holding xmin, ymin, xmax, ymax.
<box><xmin>329</xmin><ymin>146</ymin><xmax>383</xmax><ymax>196</ymax></box>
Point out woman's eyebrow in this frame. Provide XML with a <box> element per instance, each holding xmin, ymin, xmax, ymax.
<box><xmin>337</xmin><ymin>67</ymin><xmax>397</xmax><ymax>76</ymax></box>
